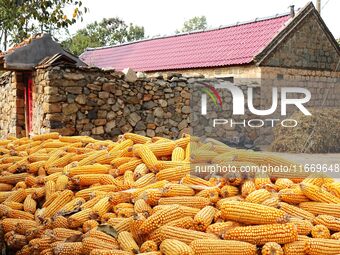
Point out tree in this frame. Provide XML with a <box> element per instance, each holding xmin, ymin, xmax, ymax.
<box><xmin>0</xmin><ymin>0</ymin><xmax>87</xmax><ymax>51</ymax></box>
<box><xmin>177</xmin><ymin>16</ymin><xmax>207</xmax><ymax>33</ymax></box>
<box><xmin>62</xmin><ymin>17</ymin><xmax>145</xmax><ymax>56</ymax></box>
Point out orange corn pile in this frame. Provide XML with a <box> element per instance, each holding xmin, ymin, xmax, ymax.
<box><xmin>0</xmin><ymin>132</ymin><xmax>339</xmax><ymax>254</ymax></box>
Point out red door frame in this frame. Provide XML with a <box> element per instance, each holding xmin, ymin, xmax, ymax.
<box><xmin>23</xmin><ymin>73</ymin><xmax>33</xmax><ymax>135</ymax></box>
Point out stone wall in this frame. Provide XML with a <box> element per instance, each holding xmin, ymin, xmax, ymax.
<box><xmin>261</xmin><ymin>12</ymin><xmax>340</xmax><ymax>71</ymax></box>
<box><xmin>0</xmin><ymin>72</ymin><xmax>25</xmax><ymax>138</ymax></box>
<box><xmin>258</xmin><ymin>67</ymin><xmax>340</xmax><ymax>144</ymax></box>
<box><xmin>32</xmin><ymin>66</ymin><xmax>192</xmax><ymax>140</ymax></box>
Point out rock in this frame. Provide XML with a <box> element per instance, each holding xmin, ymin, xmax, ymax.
<box><xmin>107</xmin><ymin>111</ymin><xmax>116</xmax><ymax>120</ymax></box>
<box><xmin>122</xmin><ymin>68</ymin><xmax>138</xmax><ymax>83</ymax></box>
<box><xmin>67</xmin><ymin>94</ymin><xmax>76</xmax><ymax>103</ymax></box>
<box><xmin>154</xmin><ymin>107</ymin><xmax>164</xmax><ymax>118</ymax></box>
<box><xmin>97</xmin><ymin>110</ymin><xmax>108</xmax><ymax>119</ymax></box>
<box><xmin>143</xmin><ymin>94</ymin><xmax>153</xmax><ymax>101</ymax></box>
<box><xmin>102</xmin><ymin>83</ymin><xmax>115</xmax><ymax>93</ymax></box>
<box><xmin>180</xmin><ymin>90</ymin><xmax>191</xmax><ymax>99</ymax></box>
<box><xmin>94</xmin><ymin>119</ymin><xmax>107</xmax><ymax>126</ymax></box>
<box><xmin>87</xmin><ymin>84</ymin><xmax>102</xmax><ymax>91</ymax></box>
<box><xmin>120</xmin><ymin>123</ymin><xmax>133</xmax><ymax>133</ymax></box>
<box><xmin>92</xmin><ymin>126</ymin><xmax>104</xmax><ymax>135</ymax></box>
<box><xmin>182</xmin><ymin>106</ymin><xmax>191</xmax><ymax>114</ymax></box>
<box><xmin>63</xmin><ymin>72</ymin><xmax>85</xmax><ymax>80</ymax></box>
<box><xmin>75</xmin><ymin>95</ymin><xmax>86</xmax><ymax>105</ymax></box>
<box><xmin>136</xmin><ymin>72</ymin><xmax>147</xmax><ymax>79</ymax></box>
<box><xmin>128</xmin><ymin>112</ymin><xmax>142</xmax><ymax>127</ymax></box>
<box><xmin>143</xmin><ymin>101</ymin><xmax>157</xmax><ymax>110</ymax></box>
<box><xmin>83</xmin><ymin>87</ymin><xmax>90</xmax><ymax>95</ymax></box>
<box><xmin>45</xmin><ymin>95</ymin><xmax>66</xmax><ymax>103</ymax></box>
<box><xmin>65</xmin><ymin>87</ymin><xmax>83</xmax><ymax>94</ymax></box>
<box><xmin>115</xmin><ymin>90</ymin><xmax>122</xmax><ymax>96</ymax></box>
<box><xmin>62</xmin><ymin>103</ymin><xmax>78</xmax><ymax>115</ymax></box>
<box><xmin>44</xmin><ymin>86</ymin><xmax>59</xmax><ymax>95</ymax></box>
<box><xmin>178</xmin><ymin>119</ymin><xmax>188</xmax><ymax>130</ymax></box>
<box><xmin>105</xmin><ymin>120</ymin><xmax>116</xmax><ymax>132</ymax></box>
<box><xmin>147</xmin><ymin>123</ymin><xmax>156</xmax><ymax>129</ymax></box>
<box><xmin>146</xmin><ymin>129</ymin><xmax>155</xmax><ymax>137</ymax></box>
<box><xmin>98</xmin><ymin>91</ymin><xmax>110</xmax><ymax>99</ymax></box>
<box><xmin>159</xmin><ymin>99</ymin><xmax>168</xmax><ymax>107</ymax></box>
<box><xmin>135</xmin><ymin>121</ymin><xmax>146</xmax><ymax>131</ymax></box>
<box><xmin>88</xmin><ymin>110</ymin><xmax>97</xmax><ymax>120</ymax></box>
<box><xmin>43</xmin><ymin>103</ymin><xmax>62</xmax><ymax>113</ymax></box>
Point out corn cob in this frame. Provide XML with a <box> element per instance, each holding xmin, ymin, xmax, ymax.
<box><xmin>300</xmin><ymin>183</ymin><xmax>340</xmax><ymax>203</ymax></box>
<box><xmin>133</xmin><ymin>163</ymin><xmax>149</xmax><ymax>179</ymax></box>
<box><xmin>52</xmin><ymin>215</ymin><xmax>69</xmax><ymax>228</ymax></box>
<box><xmin>140</xmin><ymin>240</ymin><xmax>158</xmax><ymax>253</ymax></box>
<box><xmin>140</xmin><ymin>205</ymin><xmax>183</xmax><ymax>233</ymax></box>
<box><xmin>108</xmin><ymin>217</ymin><xmax>133</xmax><ymax>233</ymax></box>
<box><xmin>153</xmin><ymin>225</ymin><xmax>218</xmax><ymax>245</ymax></box>
<box><xmin>181</xmin><ymin>174</ymin><xmax>214</xmax><ymax>187</ymax></box>
<box><xmin>323</xmin><ymin>182</ymin><xmax>340</xmax><ymax>198</ymax></box>
<box><xmin>0</xmin><ymin>183</ymin><xmax>13</xmax><ymax>191</ymax></box>
<box><xmin>277</xmin><ymin>202</ymin><xmax>315</xmax><ymax>220</ymax></box>
<box><xmin>220</xmin><ymin>201</ymin><xmax>288</xmax><ymax>224</ymax></box>
<box><xmin>3</xmin><ymin>200</ymin><xmax>23</xmax><ymax>210</ymax></box>
<box><xmin>5</xmin><ymin>188</ymin><xmax>26</xmax><ymax>203</ymax></box>
<box><xmin>116</xmin><ymin>159</ymin><xmax>143</xmax><ymax>176</ymax></box>
<box><xmin>245</xmin><ymin>189</ymin><xmax>272</xmax><ymax>204</ymax></box>
<box><xmin>67</xmin><ymin>208</ymin><xmax>92</xmax><ymax>228</ymax></box>
<box><xmin>153</xmin><ymin>204</ymin><xmax>200</xmax><ymax>217</ymax></box>
<box><xmin>299</xmin><ymin>202</ymin><xmax>340</xmax><ymax>218</ymax></box>
<box><xmin>43</xmin><ymin>190</ymin><xmax>73</xmax><ymax>218</ymax></box>
<box><xmin>156</xmin><ymin>166</ymin><xmax>190</xmax><ymax>181</ymax></box>
<box><xmin>220</xmin><ymin>185</ymin><xmax>239</xmax><ymax>198</ymax></box>
<box><xmin>117</xmin><ymin>231</ymin><xmax>140</xmax><ymax>253</ymax></box>
<box><xmin>83</xmin><ymin>237</ymin><xmax>120</xmax><ymax>253</ymax></box>
<box><xmin>331</xmin><ymin>232</ymin><xmax>340</xmax><ymax>240</ymax></box>
<box><xmin>67</xmin><ymin>164</ymin><xmax>110</xmax><ymax>177</ymax></box>
<box><xmin>275</xmin><ymin>178</ymin><xmax>294</xmax><ymax>190</ymax></box>
<box><xmin>283</xmin><ymin>241</ymin><xmax>306</xmax><ymax>255</ymax></box>
<box><xmin>143</xmin><ymin>141</ymin><xmax>176</xmax><ymax>157</ymax></box>
<box><xmin>172</xmin><ymin>147</ymin><xmax>185</xmax><ymax>161</ymax></box>
<box><xmin>6</xmin><ymin>208</ymin><xmax>34</xmax><ymax>220</ymax></box>
<box><xmin>49</xmin><ymin>228</ymin><xmax>82</xmax><ymax>241</ymax></box>
<box><xmin>23</xmin><ymin>194</ymin><xmax>37</xmax><ymax>214</ymax></box>
<box><xmin>313</xmin><ymin>214</ymin><xmax>340</xmax><ymax>231</ymax></box>
<box><xmin>29</xmin><ymin>236</ymin><xmax>53</xmax><ymax>252</ymax></box>
<box><xmin>160</xmin><ymin>239</ymin><xmax>193</xmax><ymax>255</ymax></box>
<box><xmin>305</xmin><ymin>238</ymin><xmax>340</xmax><ymax>255</ymax></box>
<box><xmin>4</xmin><ymin>231</ymin><xmax>27</xmax><ymax>249</ymax></box>
<box><xmin>134</xmin><ymin>198</ymin><xmax>153</xmax><ymax>216</ymax></box>
<box><xmin>91</xmin><ymin>196</ymin><xmax>111</xmax><ymax>217</ymax></box>
<box><xmin>193</xmin><ymin>205</ymin><xmax>215</xmax><ymax>231</ymax></box>
<box><xmin>101</xmin><ymin>212</ymin><xmax>117</xmax><ymax>222</ymax></box>
<box><xmin>40</xmin><ymin>248</ymin><xmax>54</xmax><ymax>255</ymax></box>
<box><xmin>89</xmin><ymin>250</ymin><xmax>131</xmax><ymax>255</ymax></box>
<box><xmin>289</xmin><ymin>217</ymin><xmax>313</xmax><ymax>235</ymax></box>
<box><xmin>132</xmin><ymin>180</ymin><xmax>169</xmax><ymax>198</ymax></box>
<box><xmin>190</xmin><ymin>239</ymin><xmax>256</xmax><ymax>255</ymax></box>
<box><xmin>52</xmin><ymin>242</ymin><xmax>83</xmax><ymax>255</ymax></box>
<box><xmin>165</xmin><ymin>216</ymin><xmax>194</xmax><ymax>229</ymax></box>
<box><xmin>158</xmin><ymin>196</ymin><xmax>210</xmax><ymax>209</ymax></box>
<box><xmin>75</xmin><ymin>185</ymin><xmax>118</xmax><ymax>199</ymax></box>
<box><xmin>154</xmin><ymin>161</ymin><xmax>190</xmax><ymax>170</ymax></box>
<box><xmin>161</xmin><ymin>183</ymin><xmax>195</xmax><ymax>197</ymax></box>
<box><xmin>278</xmin><ymin>188</ymin><xmax>310</xmax><ymax>204</ymax></box>
<box><xmin>311</xmin><ymin>224</ymin><xmax>331</xmax><ymax>238</ymax></box>
<box><xmin>134</xmin><ymin>145</ymin><xmax>158</xmax><ymax>172</ymax></box>
<box><xmin>55</xmin><ymin>175</ymin><xmax>69</xmax><ymax>191</ymax></box>
<box><xmin>85</xmin><ymin>229</ymin><xmax>119</xmax><ymax>246</ymax></box>
<box><xmin>206</xmin><ymin>221</ymin><xmax>241</xmax><ymax>236</ymax></box>
<box><xmin>223</xmin><ymin>223</ymin><xmax>298</xmax><ymax>245</ymax></box>
<box><xmin>0</xmin><ymin>173</ymin><xmax>30</xmax><ymax>184</ymax></box>
<box><xmin>261</xmin><ymin>242</ymin><xmax>283</xmax><ymax>255</ymax></box>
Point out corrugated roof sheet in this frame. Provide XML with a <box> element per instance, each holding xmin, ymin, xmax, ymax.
<box><xmin>80</xmin><ymin>14</ymin><xmax>291</xmax><ymax>71</ymax></box>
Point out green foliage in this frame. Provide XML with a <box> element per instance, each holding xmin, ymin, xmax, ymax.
<box><xmin>62</xmin><ymin>17</ymin><xmax>144</xmax><ymax>56</ymax></box>
<box><xmin>177</xmin><ymin>16</ymin><xmax>208</xmax><ymax>33</ymax></box>
<box><xmin>0</xmin><ymin>0</ymin><xmax>87</xmax><ymax>51</ymax></box>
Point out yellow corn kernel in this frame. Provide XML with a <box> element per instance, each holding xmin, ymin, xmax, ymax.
<box><xmin>261</xmin><ymin>242</ymin><xmax>283</xmax><ymax>255</ymax></box>
<box><xmin>311</xmin><ymin>224</ymin><xmax>331</xmax><ymax>239</ymax></box>
<box><xmin>190</xmin><ymin>239</ymin><xmax>256</xmax><ymax>255</ymax></box>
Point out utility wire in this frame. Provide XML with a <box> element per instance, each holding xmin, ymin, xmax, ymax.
<box><xmin>322</xmin><ymin>0</ymin><xmax>331</xmax><ymax>9</ymax></box>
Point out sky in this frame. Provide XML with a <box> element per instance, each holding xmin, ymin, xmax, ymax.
<box><xmin>67</xmin><ymin>0</ymin><xmax>340</xmax><ymax>39</ymax></box>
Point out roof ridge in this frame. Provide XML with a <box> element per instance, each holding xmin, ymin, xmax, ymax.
<box><xmin>83</xmin><ymin>12</ymin><xmax>291</xmax><ymax>52</ymax></box>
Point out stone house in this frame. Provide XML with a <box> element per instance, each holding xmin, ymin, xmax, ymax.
<box><xmin>0</xmin><ymin>2</ymin><xmax>339</xmax><ymax>145</ymax></box>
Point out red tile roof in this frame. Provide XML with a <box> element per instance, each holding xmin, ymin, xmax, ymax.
<box><xmin>80</xmin><ymin>14</ymin><xmax>291</xmax><ymax>72</ymax></box>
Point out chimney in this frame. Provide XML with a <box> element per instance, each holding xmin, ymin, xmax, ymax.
<box><xmin>290</xmin><ymin>5</ymin><xmax>295</xmax><ymax>18</ymax></box>
<box><xmin>316</xmin><ymin>0</ymin><xmax>321</xmax><ymax>14</ymax></box>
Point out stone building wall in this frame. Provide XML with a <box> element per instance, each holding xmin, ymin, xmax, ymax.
<box><xmin>0</xmin><ymin>72</ymin><xmax>25</xmax><ymax>138</ymax></box>
<box><xmin>258</xmin><ymin>67</ymin><xmax>340</xmax><ymax>144</ymax></box>
<box><xmin>261</xmin><ymin>12</ymin><xmax>340</xmax><ymax>71</ymax></box>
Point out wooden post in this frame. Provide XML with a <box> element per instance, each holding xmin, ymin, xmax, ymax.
<box><xmin>316</xmin><ymin>0</ymin><xmax>321</xmax><ymax>14</ymax></box>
